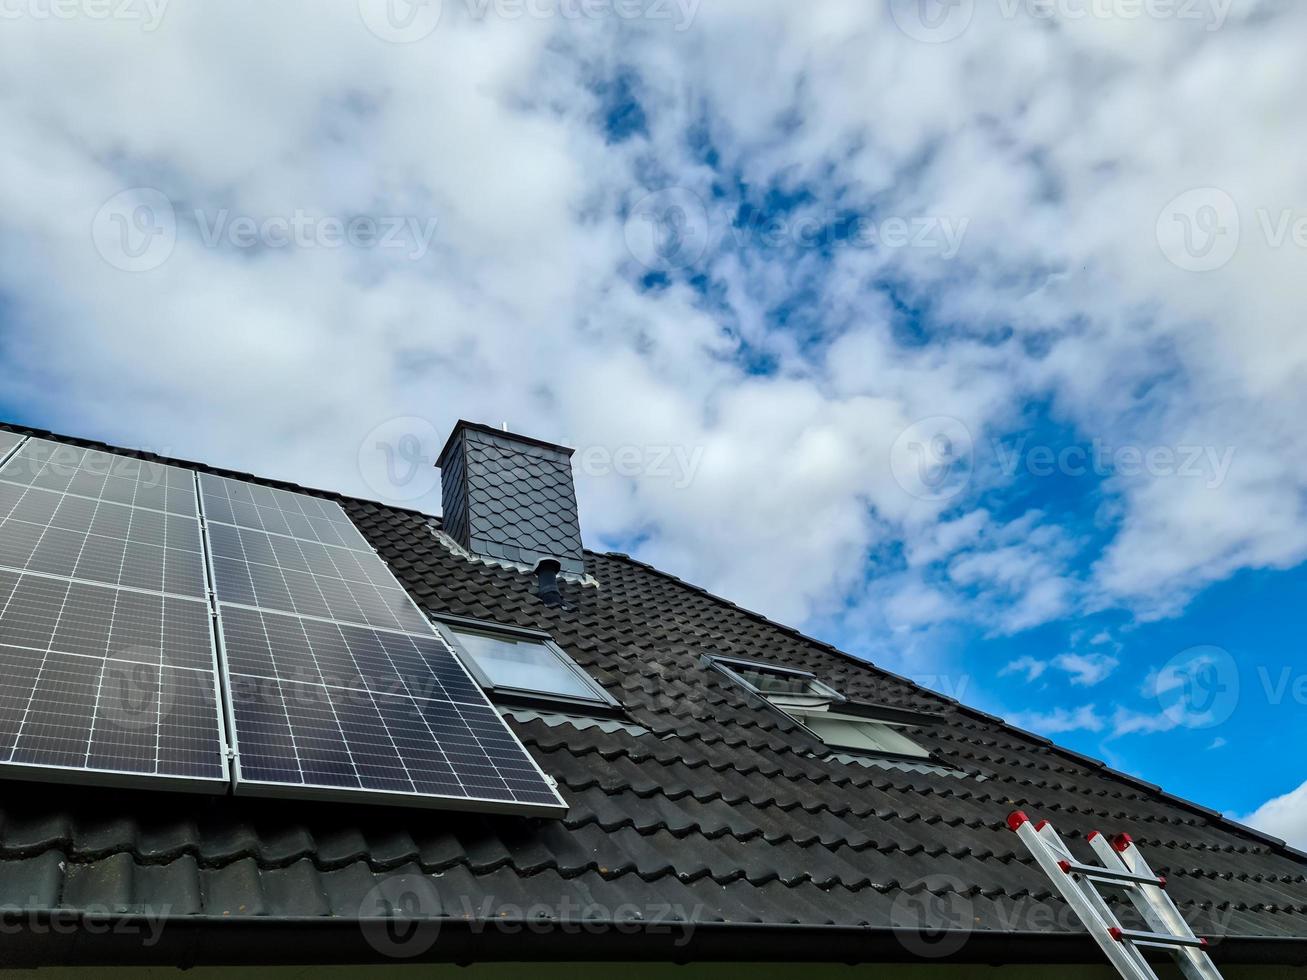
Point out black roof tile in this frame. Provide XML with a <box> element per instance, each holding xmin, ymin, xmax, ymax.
<box><xmin>0</xmin><ymin>420</ymin><xmax>1304</xmax><ymax>966</ymax></box>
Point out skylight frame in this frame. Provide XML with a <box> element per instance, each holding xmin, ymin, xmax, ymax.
<box><xmin>705</xmin><ymin>654</ymin><xmax>847</xmax><ymax>706</ymax></box>
<box><xmin>433</xmin><ymin>614</ymin><xmax>622</xmax><ymax>715</ymax></box>
<box><xmin>705</xmin><ymin>654</ymin><xmax>940</xmax><ymax>765</ymax></box>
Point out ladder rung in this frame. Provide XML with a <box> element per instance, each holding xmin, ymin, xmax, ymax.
<box><xmin>1109</xmin><ymin>927</ymin><xmax>1209</xmax><ymax>950</ymax></box>
<box><xmin>1057</xmin><ymin>859</ymin><xmax>1167</xmax><ymax>889</ymax></box>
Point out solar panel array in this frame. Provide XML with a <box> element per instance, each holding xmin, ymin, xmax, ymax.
<box><xmin>0</xmin><ymin>434</ymin><xmax>566</xmax><ymax>814</ymax></box>
<box><xmin>200</xmin><ymin>475</ymin><xmax>566</xmax><ymax>813</ymax></box>
<box><xmin>0</xmin><ymin>438</ymin><xmax>227</xmax><ymax>788</ymax></box>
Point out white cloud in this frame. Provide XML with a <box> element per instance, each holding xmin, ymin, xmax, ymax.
<box><xmin>1004</xmin><ymin>703</ymin><xmax>1189</xmax><ymax>739</ymax></box>
<box><xmin>1007</xmin><ymin>705</ymin><xmax>1106</xmax><ymax>735</ymax></box>
<box><xmin>1001</xmin><ymin>656</ymin><xmax>1049</xmax><ymax>683</ymax></box>
<box><xmin>1239</xmin><ymin>781</ymin><xmax>1307</xmax><ymax>850</ymax></box>
<box><xmin>1109</xmin><ymin>707</ymin><xmax>1180</xmax><ymax>738</ymax></box>
<box><xmin>0</xmin><ymin>1</ymin><xmax>1304</xmax><ymax>647</ymax></box>
<box><xmin>1052</xmin><ymin>652</ymin><xmax>1121</xmax><ymax>687</ymax></box>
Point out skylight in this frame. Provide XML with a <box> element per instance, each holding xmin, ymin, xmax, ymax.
<box><xmin>705</xmin><ymin>654</ymin><xmax>935</xmax><ymax>763</ymax></box>
<box><xmin>708</xmin><ymin>656</ymin><xmax>845</xmax><ymax>707</ymax></box>
<box><xmin>437</xmin><ymin>616</ymin><xmax>619</xmax><ymax>713</ymax></box>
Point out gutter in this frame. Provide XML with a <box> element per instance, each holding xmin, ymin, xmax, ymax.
<box><xmin>3</xmin><ymin>914</ymin><xmax>1307</xmax><ymax>969</ymax></box>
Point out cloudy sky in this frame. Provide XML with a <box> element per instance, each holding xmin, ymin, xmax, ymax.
<box><xmin>1</xmin><ymin>0</ymin><xmax>1305</xmax><ymax>845</ymax></box>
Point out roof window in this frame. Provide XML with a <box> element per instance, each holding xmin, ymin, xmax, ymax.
<box><xmin>436</xmin><ymin>615</ymin><xmax>620</xmax><ymax>714</ymax></box>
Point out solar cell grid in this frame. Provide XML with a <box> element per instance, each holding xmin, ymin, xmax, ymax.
<box><xmin>0</xmin><ymin>481</ymin><xmax>206</xmax><ymax>597</ymax></box>
<box><xmin>0</xmin><ymin>568</ymin><xmax>225</xmax><ymax>782</ymax></box>
<box><xmin>219</xmin><ymin>605</ymin><xmax>484</xmax><ymax>702</ymax></box>
<box><xmin>0</xmin><ymin>442</ymin><xmax>564</xmax><ymax>813</ymax></box>
<box><xmin>0</xmin><ymin>439</ymin><xmax>196</xmax><ymax>517</ymax></box>
<box><xmin>218</xmin><ymin>606</ymin><xmax>562</xmax><ymax>807</ymax></box>
<box><xmin>225</xmin><ymin>668</ymin><xmax>559</xmax><ymax>805</ymax></box>
<box><xmin>207</xmin><ymin>521</ymin><xmax>430</xmax><ymax>633</ymax></box>
<box><xmin>199</xmin><ymin>473</ymin><xmax>371</xmax><ymax>551</ymax></box>
<box><xmin>202</xmin><ymin>475</ymin><xmax>566</xmax><ymax>813</ymax></box>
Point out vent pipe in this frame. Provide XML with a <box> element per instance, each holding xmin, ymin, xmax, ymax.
<box><xmin>534</xmin><ymin>558</ymin><xmax>565</xmax><ymax>608</ymax></box>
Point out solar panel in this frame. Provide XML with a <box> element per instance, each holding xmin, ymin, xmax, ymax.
<box><xmin>199</xmin><ymin>473</ymin><xmax>371</xmax><ymax>551</ymax></box>
<box><xmin>203</xmin><ymin>479</ymin><xmax>566</xmax><ymax>814</ymax></box>
<box><xmin>0</xmin><ymin>482</ymin><xmax>207</xmax><ymax>598</ymax></box>
<box><xmin>206</xmin><ymin>520</ymin><xmax>430</xmax><ymax>633</ymax></box>
<box><xmin>0</xmin><ymin>437</ymin><xmax>228</xmax><ymax>792</ymax></box>
<box><xmin>2</xmin><ymin>438</ymin><xmax>197</xmax><ymax>517</ymax></box>
<box><xmin>0</xmin><ymin>568</ymin><xmax>226</xmax><ymax>787</ymax></box>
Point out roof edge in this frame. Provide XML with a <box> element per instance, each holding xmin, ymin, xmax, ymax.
<box><xmin>5</xmin><ymin>914</ymin><xmax>1307</xmax><ymax>968</ymax></box>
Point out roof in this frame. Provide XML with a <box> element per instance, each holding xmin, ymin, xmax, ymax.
<box><xmin>1</xmin><ymin>420</ymin><xmax>1305</xmax><ymax>968</ymax></box>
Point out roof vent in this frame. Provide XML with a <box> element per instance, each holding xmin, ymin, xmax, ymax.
<box><xmin>437</xmin><ymin>420</ymin><xmax>584</xmax><ymax>576</ymax></box>
<box><xmin>533</xmin><ymin>558</ymin><xmax>567</xmax><ymax>608</ymax></box>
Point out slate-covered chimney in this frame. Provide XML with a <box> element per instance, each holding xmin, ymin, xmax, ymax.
<box><xmin>437</xmin><ymin>420</ymin><xmax>584</xmax><ymax>576</ymax></box>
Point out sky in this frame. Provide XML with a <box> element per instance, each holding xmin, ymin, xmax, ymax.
<box><xmin>0</xmin><ymin>0</ymin><xmax>1305</xmax><ymax>847</ymax></box>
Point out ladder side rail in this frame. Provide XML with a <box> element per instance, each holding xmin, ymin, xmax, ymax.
<box><xmin>1087</xmin><ymin>834</ymin><xmax>1225</xmax><ymax>980</ymax></box>
<box><xmin>1034</xmin><ymin>823</ymin><xmax>1165</xmax><ymax>979</ymax></box>
<box><xmin>1011</xmin><ymin>816</ymin><xmax>1158</xmax><ymax>980</ymax></box>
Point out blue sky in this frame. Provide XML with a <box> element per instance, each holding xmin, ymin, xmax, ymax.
<box><xmin>0</xmin><ymin>1</ymin><xmax>1304</xmax><ymax>846</ymax></box>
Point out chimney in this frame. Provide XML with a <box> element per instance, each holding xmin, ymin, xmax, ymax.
<box><xmin>436</xmin><ymin>420</ymin><xmax>585</xmax><ymax>576</ymax></box>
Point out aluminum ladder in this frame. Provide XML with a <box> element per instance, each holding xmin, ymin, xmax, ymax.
<box><xmin>1008</xmin><ymin>811</ymin><xmax>1224</xmax><ymax>980</ymax></box>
